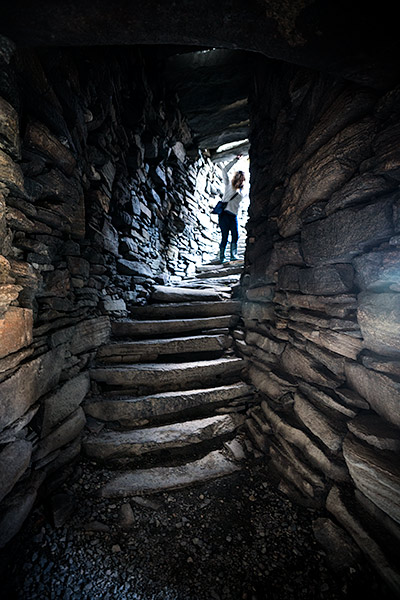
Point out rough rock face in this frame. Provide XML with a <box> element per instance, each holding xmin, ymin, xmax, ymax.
<box><xmin>243</xmin><ymin>54</ymin><xmax>400</xmax><ymax>595</ymax></box>
<box><xmin>0</xmin><ymin>40</ymin><xmax>225</xmax><ymax>547</ymax></box>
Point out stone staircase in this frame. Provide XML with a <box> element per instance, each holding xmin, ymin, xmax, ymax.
<box><xmin>83</xmin><ymin>259</ymin><xmax>253</xmax><ymax>498</ymax></box>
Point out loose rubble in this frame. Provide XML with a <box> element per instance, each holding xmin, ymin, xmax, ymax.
<box><xmin>1</xmin><ymin>459</ymin><xmax>392</xmax><ymax>600</ymax></box>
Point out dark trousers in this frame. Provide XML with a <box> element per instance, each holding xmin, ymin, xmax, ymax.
<box><xmin>219</xmin><ymin>211</ymin><xmax>238</xmax><ymax>250</ymax></box>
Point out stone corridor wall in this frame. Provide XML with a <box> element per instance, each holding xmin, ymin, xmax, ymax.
<box><xmin>242</xmin><ymin>57</ymin><xmax>400</xmax><ymax>591</ymax></box>
<box><xmin>0</xmin><ymin>38</ymin><xmax>220</xmax><ymax>547</ymax></box>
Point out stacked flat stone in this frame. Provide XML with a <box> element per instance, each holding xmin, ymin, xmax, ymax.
<box><xmin>242</xmin><ymin>57</ymin><xmax>400</xmax><ymax>596</ymax></box>
<box><xmin>0</xmin><ymin>38</ymin><xmax>222</xmax><ymax>548</ymax></box>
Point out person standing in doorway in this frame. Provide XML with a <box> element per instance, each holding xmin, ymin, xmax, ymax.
<box><xmin>218</xmin><ymin>155</ymin><xmax>246</xmax><ymax>263</ymax></box>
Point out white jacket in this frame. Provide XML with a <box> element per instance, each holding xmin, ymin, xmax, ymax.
<box><xmin>221</xmin><ymin>157</ymin><xmax>244</xmax><ymax>215</ymax></box>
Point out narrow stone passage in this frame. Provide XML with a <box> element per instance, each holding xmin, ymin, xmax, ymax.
<box><xmin>83</xmin><ymin>258</ymin><xmax>252</xmax><ymax>497</ymax></box>
<box><xmin>1</xmin><ymin>8</ymin><xmax>400</xmax><ymax>595</ymax></box>
<box><xmin>1</xmin><ymin>260</ymin><xmax>391</xmax><ymax>600</ymax></box>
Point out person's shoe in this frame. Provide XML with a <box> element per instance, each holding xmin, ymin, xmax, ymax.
<box><xmin>230</xmin><ymin>243</ymin><xmax>239</xmax><ymax>261</ymax></box>
<box><xmin>219</xmin><ymin>247</ymin><xmax>228</xmax><ymax>264</ymax></box>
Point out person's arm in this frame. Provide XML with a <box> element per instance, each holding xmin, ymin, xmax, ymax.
<box><xmin>221</xmin><ymin>156</ymin><xmax>239</xmax><ymax>186</ymax></box>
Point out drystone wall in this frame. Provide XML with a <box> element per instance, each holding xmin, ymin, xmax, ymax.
<box><xmin>0</xmin><ymin>38</ymin><xmax>221</xmax><ymax>547</ymax></box>
<box><xmin>241</xmin><ymin>57</ymin><xmax>400</xmax><ymax>592</ymax></box>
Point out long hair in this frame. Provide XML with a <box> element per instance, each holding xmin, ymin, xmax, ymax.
<box><xmin>231</xmin><ymin>170</ymin><xmax>245</xmax><ymax>190</ymax></box>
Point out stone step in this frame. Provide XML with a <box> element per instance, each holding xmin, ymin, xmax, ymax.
<box><xmin>111</xmin><ymin>315</ymin><xmax>239</xmax><ymax>338</ymax></box>
<box><xmin>90</xmin><ymin>357</ymin><xmax>247</xmax><ymax>394</ymax></box>
<box><xmin>195</xmin><ymin>264</ymin><xmax>243</xmax><ymax>279</ymax></box>
<box><xmin>197</xmin><ymin>259</ymin><xmax>244</xmax><ymax>272</ymax></box>
<box><xmin>97</xmin><ymin>333</ymin><xmax>233</xmax><ymax>364</ymax></box>
<box><xmin>175</xmin><ymin>279</ymin><xmax>234</xmax><ymax>291</ymax></box>
<box><xmin>83</xmin><ymin>414</ymin><xmax>245</xmax><ymax>460</ymax></box>
<box><xmin>151</xmin><ymin>285</ymin><xmax>222</xmax><ymax>303</ymax></box>
<box><xmin>84</xmin><ymin>382</ymin><xmax>253</xmax><ymax>427</ymax></box>
<box><xmin>130</xmin><ymin>300</ymin><xmax>241</xmax><ymax>320</ymax></box>
<box><xmin>98</xmin><ymin>448</ymin><xmax>243</xmax><ymax>497</ymax></box>
<box><xmin>183</xmin><ymin>276</ymin><xmax>240</xmax><ymax>288</ymax></box>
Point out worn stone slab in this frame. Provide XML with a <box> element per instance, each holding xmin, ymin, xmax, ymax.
<box><xmin>325</xmin><ymin>173</ymin><xmax>395</xmax><ymax>215</ymax></box>
<box><xmin>34</xmin><ymin>407</ymin><xmax>86</xmax><ymax>462</ymax></box>
<box><xmin>0</xmin><ymin>404</ymin><xmax>38</xmax><ymax>444</ymax></box>
<box><xmin>0</xmin><ymin>473</ymin><xmax>44</xmax><ymax>549</ymax></box>
<box><xmin>357</xmin><ymin>292</ymin><xmax>400</xmax><ymax>357</ymax></box>
<box><xmin>304</xmin><ymin>341</ymin><xmax>346</xmax><ymax>379</ymax></box>
<box><xmin>265</xmin><ymin>239</ymin><xmax>304</xmax><ymax>281</ymax></box>
<box><xmin>345</xmin><ymin>362</ymin><xmax>400</xmax><ymax>428</ymax></box>
<box><xmin>298</xmin><ymin>265</ymin><xmax>354</xmax><ymax>295</ymax></box>
<box><xmin>50</xmin><ymin>316</ymin><xmax>110</xmax><ymax>353</ymax></box>
<box><xmin>293</xmin><ymin>392</ymin><xmax>347</xmax><ymax>454</ymax></box>
<box><xmin>0</xmin><ymin>347</ymin><xmax>65</xmax><ymax>431</ymax></box>
<box><xmin>97</xmin><ymin>334</ymin><xmax>232</xmax><ymax>363</ymax></box>
<box><xmin>0</xmin><ymin>97</ymin><xmax>20</xmax><ymax>159</ymax></box>
<box><xmin>0</xmin><ymin>255</ymin><xmax>11</xmax><ymax>285</ymax></box>
<box><xmin>245</xmin><ymin>417</ymin><xmax>268</xmax><ymax>453</ymax></box>
<box><xmin>0</xmin><ymin>306</ymin><xmax>33</xmax><ymax>359</ymax></box>
<box><xmin>0</xmin><ymin>148</ymin><xmax>24</xmax><ymax>195</ymax></box>
<box><xmin>245</xmin><ymin>331</ymin><xmax>285</xmax><ymax>356</ymax></box>
<box><xmin>130</xmin><ymin>300</ymin><xmax>241</xmax><ymax>320</ymax></box>
<box><xmin>312</xmin><ymin>517</ymin><xmax>361</xmax><ymax>572</ymax></box>
<box><xmin>298</xmin><ymin>382</ymin><xmax>357</xmax><ymax>418</ymax></box>
<box><xmin>301</xmin><ymin>199</ymin><xmax>394</xmax><ymax>266</ymax></box>
<box><xmin>42</xmin><ymin>372</ymin><xmax>90</xmax><ymax>437</ymax></box>
<box><xmin>99</xmin><ymin>449</ymin><xmax>242</xmax><ymax>497</ymax></box>
<box><xmin>278</xmin><ymin>265</ymin><xmax>355</xmax><ymax>295</ymax></box>
<box><xmin>355</xmin><ymin>489</ymin><xmax>400</xmax><ymax>547</ymax></box>
<box><xmin>242</xmin><ymin>301</ymin><xmax>275</xmax><ymax>323</ymax></box>
<box><xmin>288</xmin><ymin>322</ymin><xmax>363</xmax><ymax>360</ymax></box>
<box><xmin>90</xmin><ymin>357</ymin><xmax>246</xmax><ymax>394</ymax></box>
<box><xmin>24</xmin><ymin>120</ymin><xmax>76</xmax><ymax>176</ymax></box>
<box><xmin>84</xmin><ymin>382</ymin><xmax>253</xmax><ymax>426</ymax></box>
<box><xmin>84</xmin><ymin>414</ymin><xmax>244</xmax><ymax>460</ymax></box>
<box><xmin>111</xmin><ymin>315</ymin><xmax>237</xmax><ymax>338</ymax></box>
<box><xmin>249</xmin><ymin>364</ymin><xmax>296</xmax><ymax>401</ymax></box>
<box><xmin>343</xmin><ymin>435</ymin><xmax>400</xmax><ymax>524</ymax></box>
<box><xmin>369</xmin><ymin>121</ymin><xmax>400</xmax><ymax>179</ymax></box>
<box><xmin>269</xmin><ymin>439</ymin><xmax>326</xmax><ymax>503</ymax></box>
<box><xmin>0</xmin><ymin>283</ymin><xmax>22</xmax><ymax>316</ymax></box>
<box><xmin>278</xmin><ymin>119</ymin><xmax>375</xmax><ymax>237</ymax></box>
<box><xmin>248</xmin><ymin>406</ymin><xmax>272</xmax><ymax>436</ymax></box>
<box><xmin>347</xmin><ymin>413</ymin><xmax>400</xmax><ymax>452</ymax></box>
<box><xmin>281</xmin><ymin>345</ymin><xmax>341</xmax><ymax>388</ymax></box>
<box><xmin>288</xmin><ymin>309</ymin><xmax>358</xmax><ymax>333</ymax></box>
<box><xmin>354</xmin><ymin>249</ymin><xmax>400</xmax><ymax>291</ymax></box>
<box><xmin>195</xmin><ymin>265</ymin><xmax>243</xmax><ymax>279</ymax></box>
<box><xmin>274</xmin><ymin>292</ymin><xmax>357</xmax><ymax>318</ymax></box>
<box><xmin>334</xmin><ymin>387</ymin><xmax>369</xmax><ymax>410</ymax></box>
<box><xmin>361</xmin><ymin>353</ymin><xmax>400</xmax><ymax>378</ymax></box>
<box><xmin>246</xmin><ymin>285</ymin><xmax>274</xmax><ymax>303</ymax></box>
<box><xmin>151</xmin><ymin>285</ymin><xmax>222</xmax><ymax>302</ymax></box>
<box><xmin>261</xmin><ymin>401</ymin><xmax>348</xmax><ymax>481</ymax></box>
<box><xmin>0</xmin><ymin>439</ymin><xmax>32</xmax><ymax>502</ymax></box>
<box><xmin>117</xmin><ymin>259</ymin><xmax>152</xmax><ymax>277</ymax></box>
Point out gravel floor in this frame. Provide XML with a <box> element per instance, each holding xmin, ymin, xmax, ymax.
<box><xmin>0</xmin><ymin>459</ymin><xmax>391</xmax><ymax>600</ymax></box>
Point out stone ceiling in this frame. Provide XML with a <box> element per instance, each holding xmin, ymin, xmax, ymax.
<box><xmin>163</xmin><ymin>49</ymin><xmax>251</xmax><ymax>153</ymax></box>
<box><xmin>2</xmin><ymin>0</ymin><xmax>399</xmax><ymax>158</ymax></box>
<box><xmin>2</xmin><ymin>0</ymin><xmax>399</xmax><ymax>90</ymax></box>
